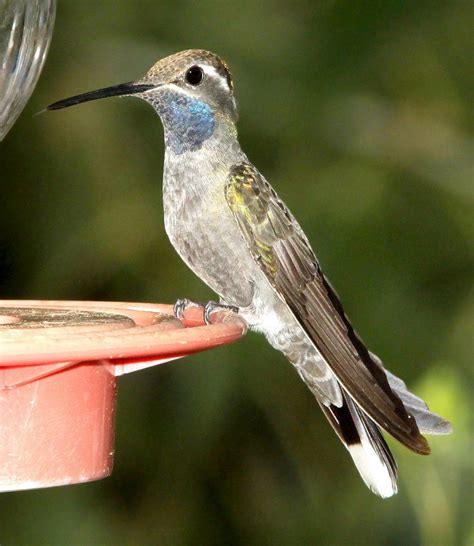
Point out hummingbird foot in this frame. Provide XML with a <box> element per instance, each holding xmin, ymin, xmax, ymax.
<box><xmin>173</xmin><ymin>298</ymin><xmax>205</xmax><ymax>320</ymax></box>
<box><xmin>174</xmin><ymin>298</ymin><xmax>239</xmax><ymax>324</ymax></box>
<box><xmin>204</xmin><ymin>301</ymin><xmax>239</xmax><ymax>325</ymax></box>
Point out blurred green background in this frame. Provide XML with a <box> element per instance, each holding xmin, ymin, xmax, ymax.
<box><xmin>1</xmin><ymin>1</ymin><xmax>473</xmax><ymax>544</ymax></box>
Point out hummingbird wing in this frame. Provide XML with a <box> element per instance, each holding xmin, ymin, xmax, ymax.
<box><xmin>225</xmin><ymin>162</ymin><xmax>430</xmax><ymax>455</ymax></box>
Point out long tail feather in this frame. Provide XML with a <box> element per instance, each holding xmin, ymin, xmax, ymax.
<box><xmin>319</xmin><ymin>393</ymin><xmax>398</xmax><ymax>498</ymax></box>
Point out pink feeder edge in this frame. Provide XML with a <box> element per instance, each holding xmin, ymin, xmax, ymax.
<box><xmin>0</xmin><ymin>300</ymin><xmax>247</xmax><ymax>492</ymax></box>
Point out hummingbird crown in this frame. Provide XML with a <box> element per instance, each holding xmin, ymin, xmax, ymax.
<box><xmin>143</xmin><ymin>49</ymin><xmax>234</xmax><ymax>92</ymax></box>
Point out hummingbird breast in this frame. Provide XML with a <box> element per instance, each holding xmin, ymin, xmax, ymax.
<box><xmin>162</xmin><ymin>145</ymin><xmax>258</xmax><ymax>308</ymax></box>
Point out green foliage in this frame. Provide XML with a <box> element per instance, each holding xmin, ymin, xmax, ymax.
<box><xmin>1</xmin><ymin>1</ymin><xmax>472</xmax><ymax>544</ymax></box>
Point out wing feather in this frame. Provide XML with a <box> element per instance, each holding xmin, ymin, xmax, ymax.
<box><xmin>225</xmin><ymin>162</ymin><xmax>430</xmax><ymax>454</ymax></box>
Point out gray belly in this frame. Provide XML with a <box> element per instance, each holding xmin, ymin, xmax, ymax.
<box><xmin>164</xmin><ymin>190</ymin><xmax>257</xmax><ymax>308</ymax></box>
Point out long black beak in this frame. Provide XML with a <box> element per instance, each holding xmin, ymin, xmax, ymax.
<box><xmin>47</xmin><ymin>82</ymin><xmax>155</xmax><ymax>111</ymax></box>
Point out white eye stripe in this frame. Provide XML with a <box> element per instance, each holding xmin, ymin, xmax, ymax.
<box><xmin>200</xmin><ymin>65</ymin><xmax>231</xmax><ymax>92</ymax></box>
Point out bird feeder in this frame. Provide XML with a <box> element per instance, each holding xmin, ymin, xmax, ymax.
<box><xmin>0</xmin><ymin>300</ymin><xmax>247</xmax><ymax>492</ymax></box>
<box><xmin>0</xmin><ymin>0</ymin><xmax>56</xmax><ymax>140</ymax></box>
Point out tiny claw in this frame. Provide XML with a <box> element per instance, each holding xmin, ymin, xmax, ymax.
<box><xmin>204</xmin><ymin>302</ymin><xmax>239</xmax><ymax>325</ymax></box>
<box><xmin>173</xmin><ymin>298</ymin><xmax>203</xmax><ymax>320</ymax></box>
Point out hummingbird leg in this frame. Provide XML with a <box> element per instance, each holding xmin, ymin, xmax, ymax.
<box><xmin>173</xmin><ymin>298</ymin><xmax>205</xmax><ymax>320</ymax></box>
<box><xmin>204</xmin><ymin>301</ymin><xmax>239</xmax><ymax>325</ymax></box>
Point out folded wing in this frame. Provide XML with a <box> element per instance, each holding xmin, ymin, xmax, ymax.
<box><xmin>225</xmin><ymin>162</ymin><xmax>433</xmax><ymax>454</ymax></box>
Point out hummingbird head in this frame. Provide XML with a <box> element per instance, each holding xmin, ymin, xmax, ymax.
<box><xmin>140</xmin><ymin>49</ymin><xmax>237</xmax><ymax>120</ymax></box>
<box><xmin>47</xmin><ymin>49</ymin><xmax>238</xmax><ymax>154</ymax></box>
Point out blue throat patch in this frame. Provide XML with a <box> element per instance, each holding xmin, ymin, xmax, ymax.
<box><xmin>158</xmin><ymin>91</ymin><xmax>216</xmax><ymax>154</ymax></box>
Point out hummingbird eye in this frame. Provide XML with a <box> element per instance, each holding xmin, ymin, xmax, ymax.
<box><xmin>185</xmin><ymin>65</ymin><xmax>204</xmax><ymax>86</ymax></box>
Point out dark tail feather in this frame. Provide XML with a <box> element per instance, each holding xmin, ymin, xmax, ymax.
<box><xmin>319</xmin><ymin>393</ymin><xmax>398</xmax><ymax>498</ymax></box>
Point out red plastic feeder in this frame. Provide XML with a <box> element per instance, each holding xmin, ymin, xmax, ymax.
<box><xmin>0</xmin><ymin>300</ymin><xmax>247</xmax><ymax>492</ymax></box>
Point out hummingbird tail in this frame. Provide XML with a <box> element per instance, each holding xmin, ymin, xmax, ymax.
<box><xmin>319</xmin><ymin>394</ymin><xmax>398</xmax><ymax>498</ymax></box>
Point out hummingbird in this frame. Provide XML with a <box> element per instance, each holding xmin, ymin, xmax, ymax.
<box><xmin>47</xmin><ymin>49</ymin><xmax>451</xmax><ymax>497</ymax></box>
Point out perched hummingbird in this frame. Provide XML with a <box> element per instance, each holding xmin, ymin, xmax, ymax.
<box><xmin>48</xmin><ymin>49</ymin><xmax>451</xmax><ymax>497</ymax></box>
